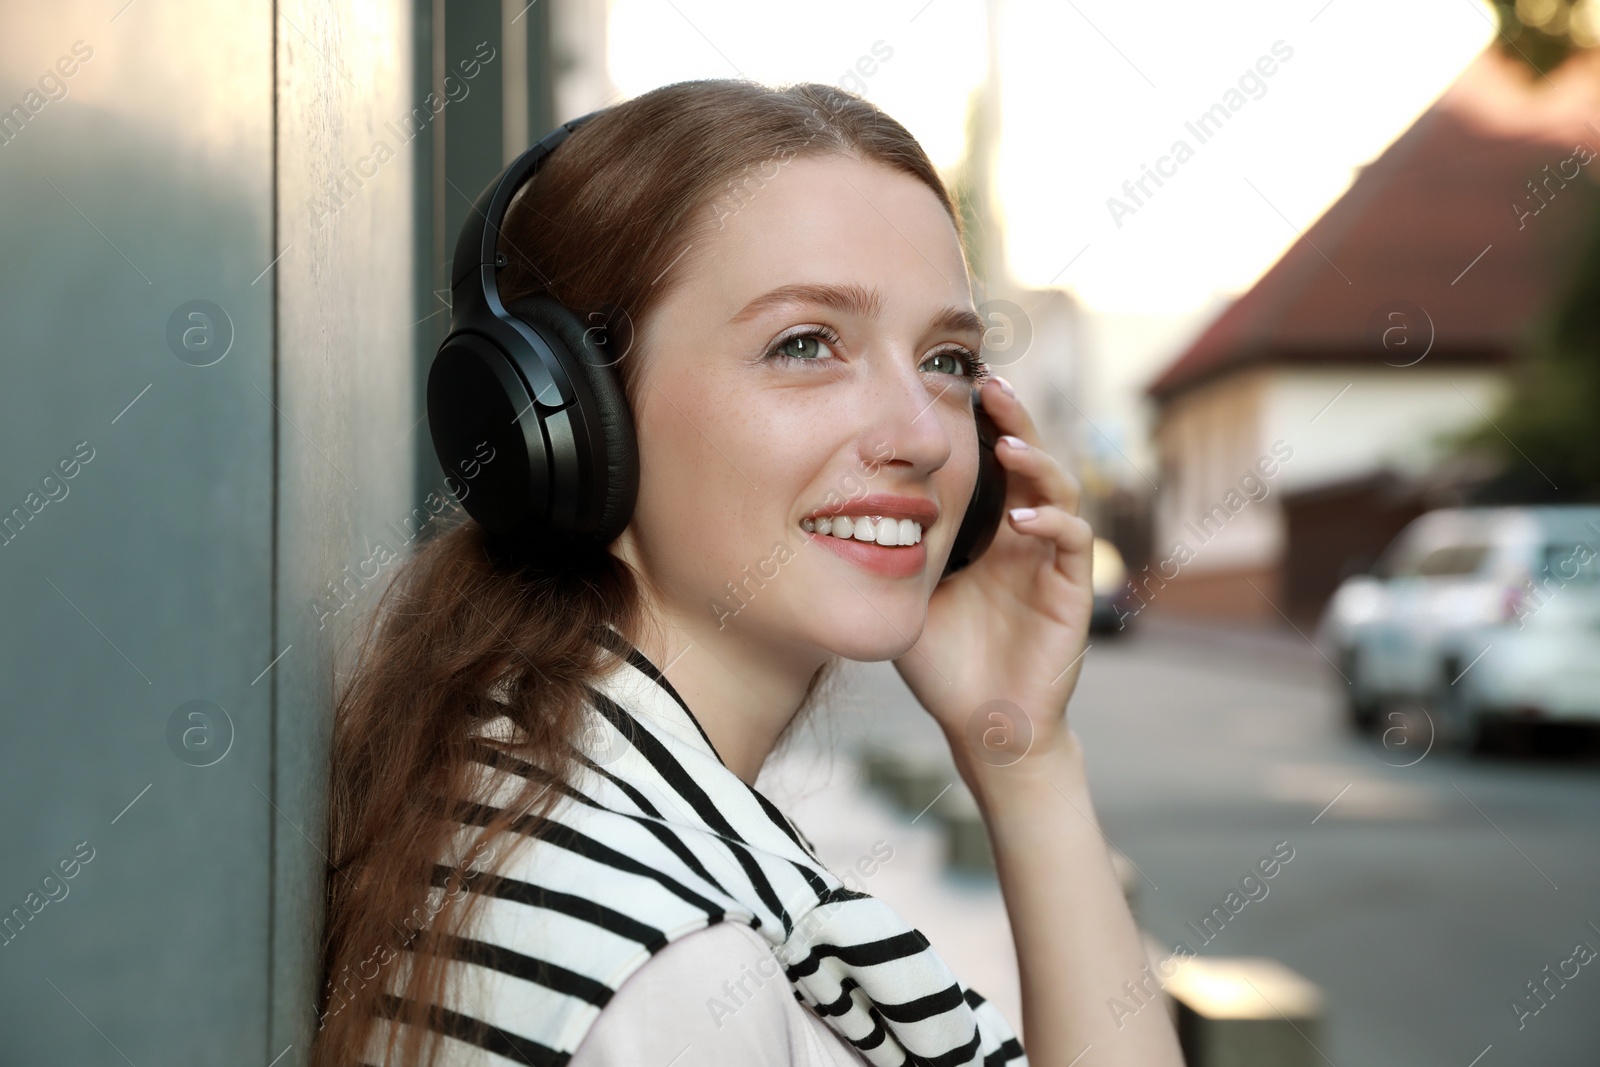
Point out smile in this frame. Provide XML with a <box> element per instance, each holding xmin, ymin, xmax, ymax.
<box><xmin>801</xmin><ymin>517</ymin><xmax>929</xmax><ymax>579</ymax></box>
<box><xmin>799</xmin><ymin>514</ymin><xmax>923</xmax><ymax>547</ymax></box>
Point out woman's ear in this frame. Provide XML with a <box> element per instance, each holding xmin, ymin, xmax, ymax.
<box><xmin>584</xmin><ymin>302</ymin><xmax>637</xmax><ymax>372</ymax></box>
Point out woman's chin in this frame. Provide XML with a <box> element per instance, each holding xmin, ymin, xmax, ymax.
<box><xmin>696</xmin><ymin>553</ymin><xmax>931</xmax><ymax>659</ymax></box>
<box><xmin>805</xmin><ymin>613</ymin><xmax>927</xmax><ymax>664</ymax></box>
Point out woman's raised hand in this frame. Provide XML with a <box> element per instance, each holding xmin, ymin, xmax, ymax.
<box><xmin>892</xmin><ymin>375</ymin><xmax>1097</xmax><ymax>784</ymax></box>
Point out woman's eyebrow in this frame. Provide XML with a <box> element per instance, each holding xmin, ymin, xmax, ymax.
<box><xmin>728</xmin><ymin>281</ymin><xmax>984</xmax><ymax>339</ymax></box>
<box><xmin>729</xmin><ymin>281</ymin><xmax>881</xmax><ymax>323</ymax></box>
<box><xmin>928</xmin><ymin>304</ymin><xmax>985</xmax><ymax>340</ymax></box>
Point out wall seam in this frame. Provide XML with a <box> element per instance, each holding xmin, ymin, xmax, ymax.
<box><xmin>265</xmin><ymin>0</ymin><xmax>282</xmax><ymax>1059</ymax></box>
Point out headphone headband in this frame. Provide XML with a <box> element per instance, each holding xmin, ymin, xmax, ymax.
<box><xmin>449</xmin><ymin>109</ymin><xmax>606</xmax><ymax>293</ymax></box>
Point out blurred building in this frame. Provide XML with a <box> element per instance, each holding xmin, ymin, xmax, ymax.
<box><xmin>1139</xmin><ymin>47</ymin><xmax>1600</xmax><ymax>626</ymax></box>
<box><xmin>953</xmin><ymin>0</ymin><xmax>1092</xmax><ymax>525</ymax></box>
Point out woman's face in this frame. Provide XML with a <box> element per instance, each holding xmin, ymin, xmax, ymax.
<box><xmin>613</xmin><ymin>152</ymin><xmax>985</xmax><ymax>665</ymax></box>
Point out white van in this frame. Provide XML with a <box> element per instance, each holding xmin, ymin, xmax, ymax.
<box><xmin>1317</xmin><ymin>505</ymin><xmax>1600</xmax><ymax>750</ymax></box>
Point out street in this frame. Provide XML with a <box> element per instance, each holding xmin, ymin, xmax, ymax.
<box><xmin>760</xmin><ymin>613</ymin><xmax>1600</xmax><ymax>1066</ymax></box>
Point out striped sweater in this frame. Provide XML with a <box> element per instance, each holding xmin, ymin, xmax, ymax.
<box><xmin>367</xmin><ymin>627</ymin><xmax>1028</xmax><ymax>1066</ymax></box>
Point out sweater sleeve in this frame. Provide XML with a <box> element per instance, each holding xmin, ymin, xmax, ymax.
<box><xmin>568</xmin><ymin>920</ymin><xmax>868</xmax><ymax>1067</ymax></box>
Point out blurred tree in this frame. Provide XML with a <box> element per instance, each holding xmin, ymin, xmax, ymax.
<box><xmin>949</xmin><ymin>87</ymin><xmax>991</xmax><ymax>287</ymax></box>
<box><xmin>1451</xmin><ymin>1</ymin><xmax>1600</xmax><ymax>501</ymax></box>
<box><xmin>1457</xmin><ymin>194</ymin><xmax>1600</xmax><ymax>502</ymax></box>
<box><xmin>1488</xmin><ymin>0</ymin><xmax>1600</xmax><ymax>74</ymax></box>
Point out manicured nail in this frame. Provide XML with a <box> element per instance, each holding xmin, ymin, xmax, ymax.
<box><xmin>999</xmin><ymin>434</ymin><xmax>1028</xmax><ymax>451</ymax></box>
<box><xmin>993</xmin><ymin>376</ymin><xmax>1015</xmax><ymax>397</ymax></box>
<box><xmin>1009</xmin><ymin>507</ymin><xmax>1037</xmax><ymax>522</ymax></box>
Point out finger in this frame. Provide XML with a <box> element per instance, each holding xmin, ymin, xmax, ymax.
<box><xmin>978</xmin><ymin>375</ymin><xmax>1041</xmax><ymax>446</ymax></box>
<box><xmin>994</xmin><ymin>431</ymin><xmax>1082</xmax><ymax>516</ymax></box>
<box><xmin>1006</xmin><ymin>503</ymin><xmax>1094</xmax><ymax>589</ymax></box>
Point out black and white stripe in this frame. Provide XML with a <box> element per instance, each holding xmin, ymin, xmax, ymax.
<box><xmin>367</xmin><ymin>631</ymin><xmax>1028</xmax><ymax>1066</ymax></box>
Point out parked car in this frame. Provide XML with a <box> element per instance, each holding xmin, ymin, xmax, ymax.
<box><xmin>1317</xmin><ymin>505</ymin><xmax>1600</xmax><ymax>751</ymax></box>
<box><xmin>1089</xmin><ymin>536</ymin><xmax>1139</xmax><ymax>635</ymax></box>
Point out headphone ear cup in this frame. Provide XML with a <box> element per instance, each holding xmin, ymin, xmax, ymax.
<box><xmin>941</xmin><ymin>390</ymin><xmax>1008</xmax><ymax>580</ymax></box>
<box><xmin>504</xmin><ymin>294</ymin><xmax>639</xmax><ymax>543</ymax></box>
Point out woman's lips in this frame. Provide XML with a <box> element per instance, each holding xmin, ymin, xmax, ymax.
<box><xmin>805</xmin><ymin>529</ymin><xmax>927</xmax><ymax>578</ymax></box>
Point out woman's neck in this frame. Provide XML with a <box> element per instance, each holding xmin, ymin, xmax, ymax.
<box><xmin>622</xmin><ymin>612</ymin><xmax>828</xmax><ymax>785</ymax></box>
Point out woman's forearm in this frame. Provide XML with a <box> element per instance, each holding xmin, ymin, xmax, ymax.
<box><xmin>948</xmin><ymin>727</ymin><xmax>1185</xmax><ymax>1067</ymax></box>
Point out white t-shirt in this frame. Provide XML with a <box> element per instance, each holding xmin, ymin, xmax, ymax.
<box><xmin>569</xmin><ymin>920</ymin><xmax>870</xmax><ymax>1067</ymax></box>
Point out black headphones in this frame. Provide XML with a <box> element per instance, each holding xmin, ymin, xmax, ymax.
<box><xmin>427</xmin><ymin>110</ymin><xmax>1008</xmax><ymax>580</ymax></box>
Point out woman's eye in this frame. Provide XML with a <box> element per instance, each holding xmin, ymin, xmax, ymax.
<box><xmin>764</xmin><ymin>327</ymin><xmax>840</xmax><ymax>365</ymax></box>
<box><xmin>922</xmin><ymin>348</ymin><xmax>986</xmax><ymax>379</ymax></box>
<box><xmin>776</xmin><ymin>333</ymin><xmax>829</xmax><ymax>360</ymax></box>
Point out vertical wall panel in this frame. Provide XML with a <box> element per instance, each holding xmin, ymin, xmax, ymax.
<box><xmin>270</xmin><ymin>0</ymin><xmax>419</xmax><ymax>1059</ymax></box>
<box><xmin>413</xmin><ymin>0</ymin><xmax>516</xmax><ymax>505</ymax></box>
<box><xmin>0</xmin><ymin>4</ymin><xmax>275</xmax><ymax>1063</ymax></box>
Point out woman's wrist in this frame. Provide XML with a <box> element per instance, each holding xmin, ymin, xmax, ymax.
<box><xmin>944</xmin><ymin>718</ymin><xmax>1090</xmax><ymax>831</ymax></box>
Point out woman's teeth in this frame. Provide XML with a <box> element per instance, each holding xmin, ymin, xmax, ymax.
<box><xmin>799</xmin><ymin>515</ymin><xmax>923</xmax><ymax>547</ymax></box>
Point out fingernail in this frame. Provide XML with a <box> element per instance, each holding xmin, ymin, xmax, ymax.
<box><xmin>993</xmin><ymin>376</ymin><xmax>1015</xmax><ymax>397</ymax></box>
<box><xmin>1009</xmin><ymin>507</ymin><xmax>1037</xmax><ymax>522</ymax></box>
<box><xmin>999</xmin><ymin>434</ymin><xmax>1028</xmax><ymax>451</ymax></box>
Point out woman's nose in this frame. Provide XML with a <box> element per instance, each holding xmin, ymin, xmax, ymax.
<box><xmin>856</xmin><ymin>362</ymin><xmax>957</xmax><ymax>474</ymax></box>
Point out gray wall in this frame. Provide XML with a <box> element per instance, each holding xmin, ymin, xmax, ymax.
<box><xmin>270</xmin><ymin>1</ymin><xmax>423</xmax><ymax>1059</ymax></box>
<box><xmin>0</xmin><ymin>2</ymin><xmax>553</xmax><ymax>1062</ymax></box>
<box><xmin>0</xmin><ymin>4</ymin><xmax>278</xmax><ymax>1064</ymax></box>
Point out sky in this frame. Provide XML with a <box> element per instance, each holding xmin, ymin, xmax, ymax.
<box><xmin>602</xmin><ymin>0</ymin><xmax>1501</xmax><ymax>475</ymax></box>
<box><xmin>607</xmin><ymin>0</ymin><xmax>1497</xmax><ymax>314</ymax></box>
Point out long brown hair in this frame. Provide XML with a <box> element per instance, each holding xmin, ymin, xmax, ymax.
<box><xmin>311</xmin><ymin>78</ymin><xmax>966</xmax><ymax>1067</ymax></box>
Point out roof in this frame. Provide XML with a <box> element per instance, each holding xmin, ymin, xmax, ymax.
<box><xmin>1146</xmin><ymin>48</ymin><xmax>1600</xmax><ymax>402</ymax></box>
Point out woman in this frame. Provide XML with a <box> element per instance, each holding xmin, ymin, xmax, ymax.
<box><xmin>312</xmin><ymin>78</ymin><xmax>1183</xmax><ymax>1067</ymax></box>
